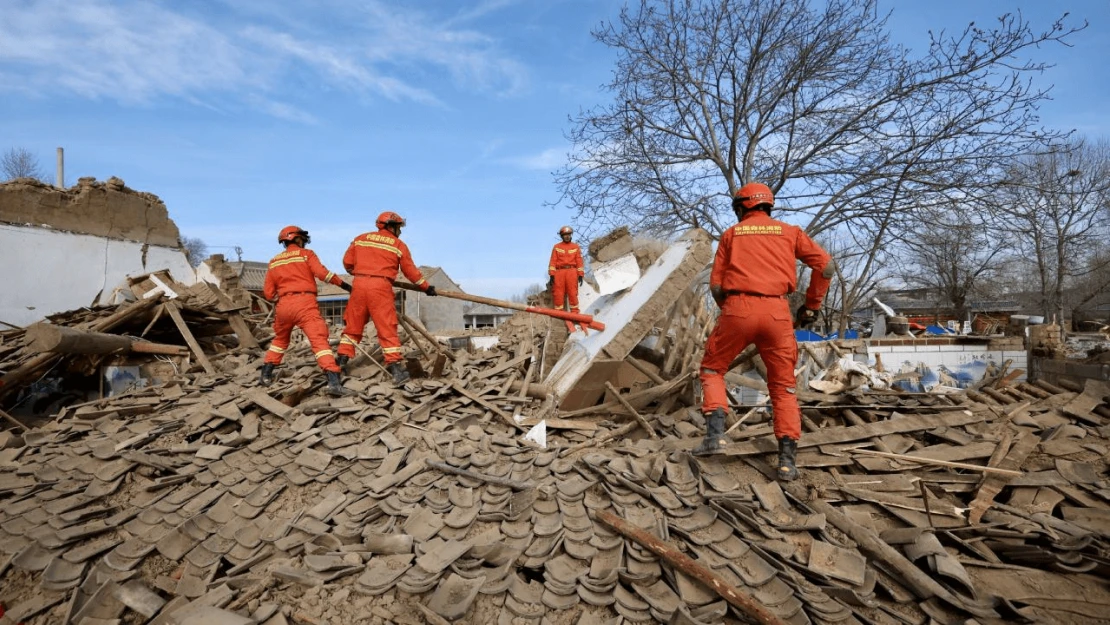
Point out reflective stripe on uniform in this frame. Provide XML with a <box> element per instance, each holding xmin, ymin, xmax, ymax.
<box><xmin>353</xmin><ymin>240</ymin><xmax>402</xmax><ymax>256</ymax></box>
<box><xmin>324</xmin><ymin>271</ymin><xmax>335</xmax><ymax>282</ymax></box>
<box><xmin>415</xmin><ymin>278</ymin><xmax>427</xmax><ymax>286</ymax></box>
<box><xmin>340</xmin><ymin>335</ymin><xmax>357</xmax><ymax>345</ymax></box>
<box><xmin>267</xmin><ymin>345</ymin><xmax>286</xmax><ymax>353</ymax></box>
<box><xmin>269</xmin><ymin>256</ymin><xmax>307</xmax><ymax>269</ymax></box>
<box><xmin>382</xmin><ymin>347</ymin><xmax>403</xmax><ymax>354</ymax></box>
<box><xmin>314</xmin><ymin>349</ymin><xmax>335</xmax><ymax>360</ymax></box>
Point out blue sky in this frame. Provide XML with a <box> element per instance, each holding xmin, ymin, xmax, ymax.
<box><xmin>2</xmin><ymin>1</ymin><xmax>1107</xmax><ymax>299</ymax></box>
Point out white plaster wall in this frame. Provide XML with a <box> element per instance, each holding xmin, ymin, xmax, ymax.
<box><xmin>2</xmin><ymin>224</ymin><xmax>195</xmax><ymax>326</ymax></box>
<box><xmin>867</xmin><ymin>342</ymin><xmax>1027</xmax><ymax>391</ymax></box>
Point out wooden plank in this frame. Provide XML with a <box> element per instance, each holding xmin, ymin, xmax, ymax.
<box><xmin>227</xmin><ymin>312</ymin><xmax>260</xmax><ymax>349</ymax></box>
<box><xmin>246</xmin><ymin>389</ymin><xmax>293</xmax><ymax>419</ymax></box>
<box><xmin>719</xmin><ymin>411</ymin><xmax>984</xmax><ymax>457</ymax></box>
<box><xmin>164</xmin><ymin>301</ymin><xmax>216</xmax><ymax>374</ymax></box>
<box><xmin>968</xmin><ymin>431</ymin><xmax>1040</xmax><ymax>524</ymax></box>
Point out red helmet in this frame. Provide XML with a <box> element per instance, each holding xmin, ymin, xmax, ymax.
<box><xmin>376</xmin><ymin>211</ymin><xmax>406</xmax><ymax>229</ymax></box>
<box><xmin>558</xmin><ymin>226</ymin><xmax>573</xmax><ymax>235</ymax></box>
<box><xmin>733</xmin><ymin>182</ymin><xmax>775</xmax><ymax>211</ymax></box>
<box><xmin>278</xmin><ymin>225</ymin><xmax>310</xmax><ymax>244</ymax></box>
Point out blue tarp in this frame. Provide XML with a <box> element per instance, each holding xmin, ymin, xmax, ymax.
<box><xmin>824</xmin><ymin>330</ymin><xmax>859</xmax><ymax>340</ymax></box>
<box><xmin>925</xmin><ymin>325</ymin><xmax>955</xmax><ymax>335</ymax></box>
<box><xmin>795</xmin><ymin>329</ymin><xmax>825</xmax><ymax>342</ymax></box>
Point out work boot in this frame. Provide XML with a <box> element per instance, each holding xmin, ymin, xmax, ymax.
<box><xmin>388</xmin><ymin>362</ymin><xmax>410</xmax><ymax>386</ymax></box>
<box><xmin>325</xmin><ymin>371</ymin><xmax>354</xmax><ymax>397</ymax></box>
<box><xmin>336</xmin><ymin>354</ymin><xmax>349</xmax><ymax>373</ymax></box>
<box><xmin>693</xmin><ymin>408</ymin><xmax>726</xmax><ymax>456</ymax></box>
<box><xmin>777</xmin><ymin>437</ymin><xmax>799</xmax><ymax>481</ymax></box>
<box><xmin>259</xmin><ymin>363</ymin><xmax>275</xmax><ymax>387</ymax></box>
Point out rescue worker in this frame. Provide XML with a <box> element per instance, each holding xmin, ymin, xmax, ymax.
<box><xmin>694</xmin><ymin>183</ymin><xmax>833</xmax><ymax>482</ymax></box>
<box><xmin>548</xmin><ymin>226</ymin><xmax>585</xmax><ymax>313</ymax></box>
<box><xmin>261</xmin><ymin>226</ymin><xmax>353</xmax><ymax>397</ymax></box>
<box><xmin>338</xmin><ymin>211</ymin><xmax>436</xmax><ymax>386</ymax></box>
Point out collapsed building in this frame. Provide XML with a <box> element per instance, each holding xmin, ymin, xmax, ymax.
<box><xmin>0</xmin><ymin>220</ymin><xmax>1108</xmax><ymax>625</ymax></box>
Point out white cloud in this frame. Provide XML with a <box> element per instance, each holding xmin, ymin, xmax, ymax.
<box><xmin>508</xmin><ymin>147</ymin><xmax>568</xmax><ymax>171</ymax></box>
<box><xmin>0</xmin><ymin>0</ymin><xmax>529</xmax><ymax>118</ymax></box>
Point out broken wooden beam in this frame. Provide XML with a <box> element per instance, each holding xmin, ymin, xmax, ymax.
<box><xmin>163</xmin><ymin>301</ymin><xmax>216</xmax><ymax>375</ymax></box>
<box><xmin>967</xmin><ymin>430</ymin><xmax>1040</xmax><ymax>523</ymax></box>
<box><xmin>25</xmin><ymin>323</ymin><xmax>188</xmax><ymax>356</ymax></box>
<box><xmin>595</xmin><ymin>509</ymin><xmax>788</xmax><ymax>625</ymax></box>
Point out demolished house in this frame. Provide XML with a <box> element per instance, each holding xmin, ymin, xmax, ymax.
<box><xmin>0</xmin><ymin>177</ymin><xmax>196</xmax><ymax>328</ymax></box>
<box><xmin>0</xmin><ymin>226</ymin><xmax>1108</xmax><ymax>625</ymax></box>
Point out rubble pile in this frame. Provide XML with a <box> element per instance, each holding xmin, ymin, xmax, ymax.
<box><xmin>1</xmin><ymin>274</ymin><xmax>1109</xmax><ymax>624</ymax></box>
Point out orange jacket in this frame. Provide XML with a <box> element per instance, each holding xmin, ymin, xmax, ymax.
<box><xmin>343</xmin><ymin>229</ymin><xmax>428</xmax><ymax>289</ymax></box>
<box><xmin>263</xmin><ymin>245</ymin><xmax>343</xmax><ymax>301</ymax></box>
<box><xmin>548</xmin><ymin>241</ymin><xmax>584</xmax><ymax>276</ymax></box>
<box><xmin>710</xmin><ymin>211</ymin><xmax>832</xmax><ymax>310</ymax></box>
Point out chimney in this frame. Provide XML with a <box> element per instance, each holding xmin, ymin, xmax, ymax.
<box><xmin>56</xmin><ymin>147</ymin><xmax>64</xmax><ymax>188</ymax></box>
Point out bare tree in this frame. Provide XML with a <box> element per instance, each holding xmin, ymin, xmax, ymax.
<box><xmin>182</xmin><ymin>237</ymin><xmax>209</xmax><ymax>268</ymax></box>
<box><xmin>2</xmin><ymin>147</ymin><xmax>45</xmax><ymax>181</ymax></box>
<box><xmin>553</xmin><ymin>0</ymin><xmax>1082</xmax><ymax>319</ymax></box>
<box><xmin>995</xmin><ymin>138</ymin><xmax>1110</xmax><ymax>328</ymax></box>
<box><xmin>896</xmin><ymin>199</ymin><xmax>1009</xmax><ymax>323</ymax></box>
<box><xmin>510</xmin><ymin>283</ymin><xmax>546</xmax><ymax>304</ymax></box>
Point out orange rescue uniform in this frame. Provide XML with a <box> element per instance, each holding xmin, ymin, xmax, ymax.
<box><xmin>339</xmin><ymin>229</ymin><xmax>430</xmax><ymax>364</ymax></box>
<box><xmin>700</xmin><ymin>211</ymin><xmax>832</xmax><ymax>441</ymax></box>
<box><xmin>262</xmin><ymin>245</ymin><xmax>344</xmax><ymax>373</ymax></box>
<box><xmin>548</xmin><ymin>241</ymin><xmax>585</xmax><ymax>313</ymax></box>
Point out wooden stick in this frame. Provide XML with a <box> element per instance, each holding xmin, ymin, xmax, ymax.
<box><xmin>561</xmin><ymin>421</ymin><xmax>638</xmax><ymax>457</ymax></box>
<box><xmin>0</xmin><ymin>406</ymin><xmax>30</xmax><ymax>430</ymax></box>
<box><xmin>595</xmin><ymin>510</ymin><xmax>787</xmax><ymax>625</ymax></box>
<box><xmin>450</xmin><ymin>380</ymin><xmax>523</xmax><ymax>431</ymax></box>
<box><xmin>604</xmin><ymin>382</ymin><xmax>658</xmax><ymax>440</ymax></box>
<box><xmin>426</xmin><ymin>460</ymin><xmax>534</xmax><ymax>491</ymax></box>
<box><xmin>400</xmin><ymin>314</ymin><xmax>455</xmax><ymax>361</ymax></box>
<box><xmin>850</xmin><ymin>449</ymin><xmax>1022</xmax><ymax>476</ymax></box>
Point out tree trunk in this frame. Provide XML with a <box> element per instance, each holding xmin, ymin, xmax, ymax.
<box><xmin>25</xmin><ymin>324</ymin><xmax>187</xmax><ymax>356</ymax></box>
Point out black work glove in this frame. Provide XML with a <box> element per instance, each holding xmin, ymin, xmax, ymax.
<box><xmin>795</xmin><ymin>305</ymin><xmax>818</xmax><ymax>329</ymax></box>
<box><xmin>578</xmin><ymin>276</ymin><xmax>583</xmax><ymax>286</ymax></box>
<box><xmin>425</xmin><ymin>286</ymin><xmax>437</xmax><ymax>297</ymax></box>
<box><xmin>547</xmin><ymin>276</ymin><xmax>555</xmax><ymax>289</ymax></box>
<box><xmin>339</xmin><ymin>281</ymin><xmax>353</xmax><ymax>293</ymax></box>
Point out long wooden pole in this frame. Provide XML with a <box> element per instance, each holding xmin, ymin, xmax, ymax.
<box><xmin>393</xmin><ymin>282</ymin><xmax>604</xmax><ymax>330</ymax></box>
<box><xmin>594</xmin><ymin>510</ymin><xmax>788</xmax><ymax>625</ymax></box>
<box><xmin>850</xmin><ymin>448</ymin><xmax>1022</xmax><ymax>476</ymax></box>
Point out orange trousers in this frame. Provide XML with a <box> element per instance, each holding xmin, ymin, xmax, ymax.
<box><xmin>338</xmin><ymin>276</ymin><xmax>403</xmax><ymax>364</ymax></box>
<box><xmin>700</xmin><ymin>294</ymin><xmax>801</xmax><ymax>441</ymax></box>
<box><xmin>265</xmin><ymin>294</ymin><xmax>340</xmax><ymax>373</ymax></box>
<box><xmin>552</xmin><ymin>268</ymin><xmax>580</xmax><ymax>313</ymax></box>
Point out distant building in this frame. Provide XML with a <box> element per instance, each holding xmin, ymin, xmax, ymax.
<box><xmin>399</xmin><ymin>267</ymin><xmax>467</xmax><ymax>332</ymax></box>
<box><xmin>463</xmin><ymin>303</ymin><xmax>514</xmax><ymax>329</ymax></box>
<box><xmin>860</xmin><ymin>289</ymin><xmax>1021</xmax><ymax>333</ymax></box>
